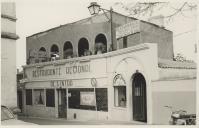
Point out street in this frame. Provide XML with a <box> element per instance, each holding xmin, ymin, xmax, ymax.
<box><xmin>18</xmin><ymin>116</ymin><xmax>146</xmax><ymax>125</ymax></box>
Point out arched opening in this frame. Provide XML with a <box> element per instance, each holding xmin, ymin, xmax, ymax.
<box><xmin>50</xmin><ymin>44</ymin><xmax>59</xmax><ymax>59</ymax></box>
<box><xmin>132</xmin><ymin>72</ymin><xmax>147</xmax><ymax>122</ymax></box>
<box><xmin>95</xmin><ymin>34</ymin><xmax>107</xmax><ymax>54</ymax></box>
<box><xmin>38</xmin><ymin>47</ymin><xmax>47</xmax><ymax>62</ymax></box>
<box><xmin>63</xmin><ymin>41</ymin><xmax>73</xmax><ymax>59</ymax></box>
<box><xmin>39</xmin><ymin>47</ymin><xmax>46</xmax><ymax>52</ymax></box>
<box><xmin>78</xmin><ymin>38</ymin><xmax>89</xmax><ymax>57</ymax></box>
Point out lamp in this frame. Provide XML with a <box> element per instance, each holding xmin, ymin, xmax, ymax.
<box><xmin>88</xmin><ymin>2</ymin><xmax>101</xmax><ymax>15</ymax></box>
<box><xmin>88</xmin><ymin>2</ymin><xmax>114</xmax><ymax>51</ymax></box>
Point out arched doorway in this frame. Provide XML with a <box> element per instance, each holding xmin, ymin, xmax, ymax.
<box><xmin>95</xmin><ymin>34</ymin><xmax>107</xmax><ymax>54</ymax></box>
<box><xmin>50</xmin><ymin>44</ymin><xmax>59</xmax><ymax>57</ymax></box>
<box><xmin>132</xmin><ymin>72</ymin><xmax>147</xmax><ymax>122</ymax></box>
<box><xmin>63</xmin><ymin>41</ymin><xmax>73</xmax><ymax>59</ymax></box>
<box><xmin>78</xmin><ymin>38</ymin><xmax>89</xmax><ymax>57</ymax></box>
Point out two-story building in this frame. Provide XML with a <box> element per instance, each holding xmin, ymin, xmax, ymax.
<box><xmin>21</xmin><ymin>11</ymin><xmax>196</xmax><ymax>124</ymax></box>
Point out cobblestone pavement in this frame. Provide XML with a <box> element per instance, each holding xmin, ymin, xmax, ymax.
<box><xmin>18</xmin><ymin>116</ymin><xmax>146</xmax><ymax>125</ymax></box>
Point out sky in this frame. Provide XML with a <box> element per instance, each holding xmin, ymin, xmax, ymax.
<box><xmin>13</xmin><ymin>0</ymin><xmax>197</xmax><ymax>70</ymax></box>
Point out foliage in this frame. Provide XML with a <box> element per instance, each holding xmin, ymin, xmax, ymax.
<box><xmin>113</xmin><ymin>2</ymin><xmax>197</xmax><ymax>21</ymax></box>
<box><xmin>95</xmin><ymin>43</ymin><xmax>107</xmax><ymax>54</ymax></box>
<box><xmin>173</xmin><ymin>53</ymin><xmax>194</xmax><ymax>62</ymax></box>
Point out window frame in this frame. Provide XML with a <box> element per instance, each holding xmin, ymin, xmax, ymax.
<box><xmin>33</xmin><ymin>89</ymin><xmax>46</xmax><ymax>106</ymax></box>
<box><xmin>114</xmin><ymin>86</ymin><xmax>127</xmax><ymax>108</ymax></box>
<box><xmin>68</xmin><ymin>88</ymin><xmax>108</xmax><ymax>112</ymax></box>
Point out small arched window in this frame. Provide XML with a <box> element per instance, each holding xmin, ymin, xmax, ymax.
<box><xmin>78</xmin><ymin>38</ymin><xmax>89</xmax><ymax>57</ymax></box>
<box><xmin>63</xmin><ymin>41</ymin><xmax>73</xmax><ymax>59</ymax></box>
<box><xmin>38</xmin><ymin>47</ymin><xmax>47</xmax><ymax>62</ymax></box>
<box><xmin>39</xmin><ymin>47</ymin><xmax>46</xmax><ymax>52</ymax></box>
<box><xmin>50</xmin><ymin>44</ymin><xmax>59</xmax><ymax>58</ymax></box>
<box><xmin>95</xmin><ymin>34</ymin><xmax>107</xmax><ymax>54</ymax></box>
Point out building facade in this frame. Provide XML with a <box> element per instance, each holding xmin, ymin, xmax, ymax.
<box><xmin>1</xmin><ymin>2</ymin><xmax>19</xmax><ymax>108</ymax></box>
<box><xmin>21</xmin><ymin>12</ymin><xmax>196</xmax><ymax>124</ymax></box>
<box><xmin>26</xmin><ymin>12</ymin><xmax>173</xmax><ymax>65</ymax></box>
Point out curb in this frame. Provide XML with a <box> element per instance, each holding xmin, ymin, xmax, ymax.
<box><xmin>18</xmin><ymin>115</ymin><xmax>146</xmax><ymax>124</ymax></box>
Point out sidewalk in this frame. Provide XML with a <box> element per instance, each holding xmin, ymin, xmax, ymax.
<box><xmin>18</xmin><ymin>115</ymin><xmax>146</xmax><ymax>125</ymax></box>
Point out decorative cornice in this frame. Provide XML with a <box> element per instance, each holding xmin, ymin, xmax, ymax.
<box><xmin>1</xmin><ymin>31</ymin><xmax>19</xmax><ymax>40</ymax></box>
<box><xmin>1</xmin><ymin>14</ymin><xmax>17</xmax><ymax>21</ymax></box>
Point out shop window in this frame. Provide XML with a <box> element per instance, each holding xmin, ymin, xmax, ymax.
<box><xmin>68</xmin><ymin>88</ymin><xmax>108</xmax><ymax>111</ymax></box>
<box><xmin>26</xmin><ymin>89</ymin><xmax>32</xmax><ymax>105</ymax></box>
<box><xmin>34</xmin><ymin>89</ymin><xmax>45</xmax><ymax>105</ymax></box>
<box><xmin>96</xmin><ymin>88</ymin><xmax>108</xmax><ymax>111</ymax></box>
<box><xmin>114</xmin><ymin>86</ymin><xmax>126</xmax><ymax>107</ymax></box>
<box><xmin>46</xmin><ymin>89</ymin><xmax>55</xmax><ymax>107</ymax></box>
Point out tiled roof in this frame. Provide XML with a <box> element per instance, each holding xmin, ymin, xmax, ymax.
<box><xmin>158</xmin><ymin>58</ymin><xmax>196</xmax><ymax>69</ymax></box>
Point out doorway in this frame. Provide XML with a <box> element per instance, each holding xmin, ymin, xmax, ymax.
<box><xmin>132</xmin><ymin>73</ymin><xmax>147</xmax><ymax>122</ymax></box>
<box><xmin>17</xmin><ymin>90</ymin><xmax>23</xmax><ymax>112</ymax></box>
<box><xmin>57</xmin><ymin>89</ymin><xmax>67</xmax><ymax>118</ymax></box>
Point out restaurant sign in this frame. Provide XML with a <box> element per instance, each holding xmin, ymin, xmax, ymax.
<box><xmin>116</xmin><ymin>20</ymin><xmax>140</xmax><ymax>39</ymax></box>
<box><xmin>32</xmin><ymin>62</ymin><xmax>90</xmax><ymax>78</ymax></box>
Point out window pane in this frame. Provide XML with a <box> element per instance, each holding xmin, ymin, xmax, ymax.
<box><xmin>68</xmin><ymin>88</ymin><xmax>95</xmax><ymax>110</ymax></box>
<box><xmin>68</xmin><ymin>88</ymin><xmax>108</xmax><ymax>112</ymax></box>
<box><xmin>46</xmin><ymin>89</ymin><xmax>55</xmax><ymax>107</ymax></box>
<box><xmin>96</xmin><ymin>88</ymin><xmax>108</xmax><ymax>111</ymax></box>
<box><xmin>34</xmin><ymin>89</ymin><xmax>45</xmax><ymax>105</ymax></box>
<box><xmin>26</xmin><ymin>89</ymin><xmax>32</xmax><ymax>105</ymax></box>
<box><xmin>114</xmin><ymin>86</ymin><xmax>126</xmax><ymax>107</ymax></box>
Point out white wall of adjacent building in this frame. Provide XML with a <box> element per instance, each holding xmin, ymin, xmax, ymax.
<box><xmin>1</xmin><ymin>3</ymin><xmax>18</xmax><ymax>108</ymax></box>
<box><xmin>151</xmin><ymin>79</ymin><xmax>196</xmax><ymax>124</ymax></box>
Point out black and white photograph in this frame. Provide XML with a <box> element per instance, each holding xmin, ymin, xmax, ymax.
<box><xmin>1</xmin><ymin>0</ymin><xmax>198</xmax><ymax>126</ymax></box>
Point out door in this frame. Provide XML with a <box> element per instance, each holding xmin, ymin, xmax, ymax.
<box><xmin>17</xmin><ymin>90</ymin><xmax>23</xmax><ymax>112</ymax></box>
<box><xmin>132</xmin><ymin>73</ymin><xmax>147</xmax><ymax>122</ymax></box>
<box><xmin>57</xmin><ymin>89</ymin><xmax>67</xmax><ymax>118</ymax></box>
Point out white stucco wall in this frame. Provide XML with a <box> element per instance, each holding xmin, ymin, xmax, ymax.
<box><xmin>151</xmin><ymin>79</ymin><xmax>196</xmax><ymax>124</ymax></box>
<box><xmin>1</xmin><ymin>2</ymin><xmax>17</xmax><ymax>108</ymax></box>
<box><xmin>1</xmin><ymin>38</ymin><xmax>17</xmax><ymax>107</ymax></box>
<box><xmin>1</xmin><ymin>18</ymin><xmax>16</xmax><ymax>33</ymax></box>
<box><xmin>1</xmin><ymin>3</ymin><xmax>16</xmax><ymax>18</ymax></box>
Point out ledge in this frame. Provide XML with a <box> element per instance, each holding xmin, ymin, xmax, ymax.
<box><xmin>23</xmin><ymin>43</ymin><xmax>150</xmax><ymax>68</ymax></box>
<box><xmin>1</xmin><ymin>31</ymin><xmax>19</xmax><ymax>40</ymax></box>
<box><xmin>158</xmin><ymin>58</ymin><xmax>196</xmax><ymax>69</ymax></box>
<box><xmin>1</xmin><ymin>14</ymin><xmax>17</xmax><ymax>21</ymax></box>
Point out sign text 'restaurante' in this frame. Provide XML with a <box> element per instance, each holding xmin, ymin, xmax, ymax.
<box><xmin>32</xmin><ymin>64</ymin><xmax>90</xmax><ymax>78</ymax></box>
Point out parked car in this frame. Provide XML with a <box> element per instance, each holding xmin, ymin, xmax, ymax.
<box><xmin>1</xmin><ymin>105</ymin><xmax>36</xmax><ymax>125</ymax></box>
